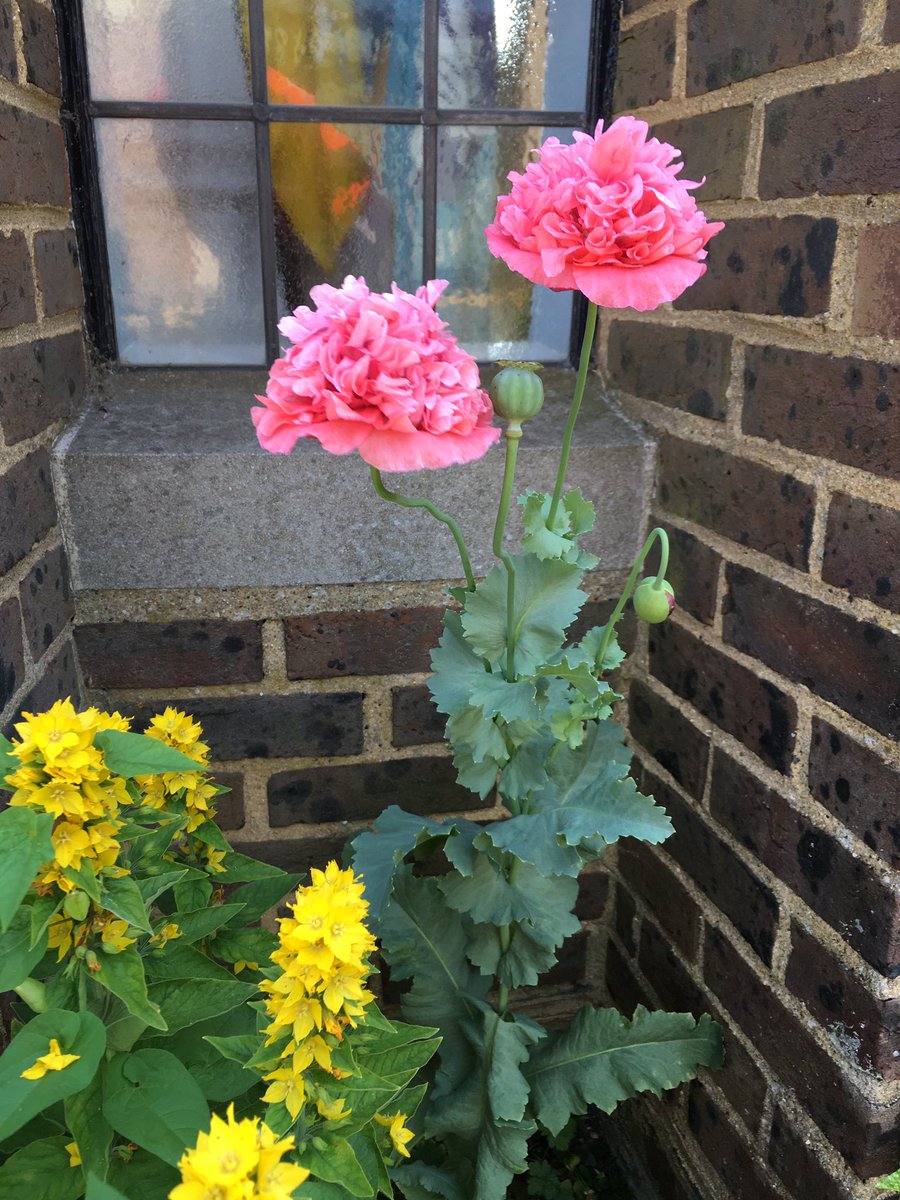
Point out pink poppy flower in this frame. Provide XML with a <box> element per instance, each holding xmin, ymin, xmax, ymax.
<box><xmin>252</xmin><ymin>276</ymin><xmax>499</xmax><ymax>472</ymax></box>
<box><xmin>485</xmin><ymin>116</ymin><xmax>724</xmax><ymax>312</ymax></box>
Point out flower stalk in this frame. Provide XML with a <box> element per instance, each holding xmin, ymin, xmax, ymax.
<box><xmin>594</xmin><ymin>527</ymin><xmax>671</xmax><ymax>671</ymax></box>
<box><xmin>492</xmin><ymin>425</ymin><xmax>523</xmax><ymax>679</ymax></box>
<box><xmin>370</xmin><ymin>467</ymin><xmax>476</xmax><ymax>591</ymax></box>
<box><xmin>548</xmin><ymin>301</ymin><xmax>599</xmax><ymax>527</ymax></box>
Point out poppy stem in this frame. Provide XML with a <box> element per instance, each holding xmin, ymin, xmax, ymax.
<box><xmin>370</xmin><ymin>467</ymin><xmax>476</xmax><ymax>591</ymax></box>
<box><xmin>548</xmin><ymin>301</ymin><xmax>599</xmax><ymax>527</ymax></box>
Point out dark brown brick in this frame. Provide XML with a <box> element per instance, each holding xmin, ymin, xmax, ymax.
<box><xmin>10</xmin><ymin>640</ymin><xmax>80</xmax><ymax>730</ymax></box>
<box><xmin>0</xmin><ymin>233</ymin><xmax>37</xmax><ymax>328</ymax></box>
<box><xmin>605</xmin><ymin>937</ymin><xmax>652</xmax><ymax>1018</ymax></box>
<box><xmin>391</xmin><ymin>685</ymin><xmax>444</xmax><ymax>748</ymax></box>
<box><xmin>575</xmin><ymin>864</ymin><xmax>610</xmax><ymax>920</ymax></box>
<box><xmin>268</xmin><ymin>755</ymin><xmax>482</xmax><ymax>826</ymax></box>
<box><xmin>211</xmin><ymin>772</ymin><xmax>245</xmax><ymax>832</ymax></box>
<box><xmin>711</xmin><ymin>1014</ymin><xmax>768</xmax><ymax>1134</ymax></box>
<box><xmin>0</xmin><ymin>0</ymin><xmax>15</xmax><ymax>80</ymax></box>
<box><xmin>743</xmin><ymin>346</ymin><xmax>900</xmax><ymax>480</ymax></box>
<box><xmin>20</xmin><ymin>0</ymin><xmax>61</xmax><ymax>95</ymax></box>
<box><xmin>622</xmin><ymin>0</ymin><xmax>655</xmax><ymax>12</ymax></box>
<box><xmin>0</xmin><ymin>333</ymin><xmax>85</xmax><ymax>443</ymax></box>
<box><xmin>705</xmin><ymin>925</ymin><xmax>900</xmax><ymax>1175</ymax></box>
<box><xmin>615</xmin><ymin>883</ymin><xmax>637</xmax><ymax>955</ymax></box>
<box><xmin>540</xmin><ymin>928</ymin><xmax>588</xmax><ymax>986</ymax></box>
<box><xmin>285</xmin><ymin>606</ymin><xmax>443</xmax><ymax>679</ymax></box>
<box><xmin>0</xmin><ymin>597</ymin><xmax>25</xmax><ymax>710</ymax></box>
<box><xmin>853</xmin><ymin>223</ymin><xmax>900</xmax><ymax>340</ymax></box>
<box><xmin>654</xmin><ymin>520</ymin><xmax>720</xmax><ymax>627</ymax></box>
<box><xmin>687</xmin><ymin>1084</ymin><xmax>784</xmax><ymax>1200</ymax></box>
<box><xmin>607</xmin><ymin>322</ymin><xmax>730</xmax><ymax>420</ymax></box>
<box><xmin>761</xmin><ymin>74</ymin><xmax>900</xmax><ymax>198</ymax></box>
<box><xmin>34</xmin><ymin>231</ymin><xmax>81</xmax><ymax>317</ymax></box>
<box><xmin>0</xmin><ymin>108</ymin><xmax>68</xmax><ymax>207</ymax></box>
<box><xmin>0</xmin><ymin>449</ymin><xmax>57</xmax><ymax>574</ymax></box>
<box><xmin>19</xmin><ymin>545</ymin><xmax>72</xmax><ymax>660</ymax></box>
<box><xmin>724</xmin><ymin>564</ymin><xmax>900</xmax><ymax>739</ymax></box>
<box><xmin>767</xmin><ymin>1106</ymin><xmax>857</xmax><ymax>1200</ymax></box>
<box><xmin>810</xmin><ymin>718</ymin><xmax>900</xmax><ymax>870</ymax></box>
<box><xmin>659</xmin><ymin>436</ymin><xmax>815</xmax><ymax>569</ymax></box>
<box><xmin>642</xmin><ymin>766</ymin><xmax>779</xmax><ymax>965</ymax></box>
<box><xmin>673</xmin><ymin>216</ymin><xmax>836</xmax><ymax>317</ymax></box>
<box><xmin>687</xmin><ymin>0</ymin><xmax>861</xmax><ymax>95</ymax></box>
<box><xmin>629</xmin><ymin>678</ymin><xmax>709</xmax><ymax>799</ymax></box>
<box><xmin>786</xmin><ymin>921</ymin><xmax>900</xmax><ymax>1080</ymax></box>
<box><xmin>229</xmin><ymin>834</ymin><xmax>349</xmax><ymax>875</ymax></box>
<box><xmin>638</xmin><ymin>921</ymin><xmax>706</xmax><ymax>1017</ymax></box>
<box><xmin>710</xmin><ymin>748</ymin><xmax>900</xmax><ymax>976</ymax></box>
<box><xmin>886</xmin><ymin>0</ymin><xmax>900</xmax><ymax>41</ymax></box>
<box><xmin>618</xmin><ymin>840</ymin><xmax>701</xmax><ymax>959</ymax></box>
<box><xmin>75</xmin><ymin>620</ymin><xmax>264</xmax><ymax>689</ymax></box>
<box><xmin>566</xmin><ymin>599</ymin><xmax>636</xmax><ymax>655</ymax></box>
<box><xmin>823</xmin><ymin>493</ymin><xmax>900</xmax><ymax>614</ymax></box>
<box><xmin>653</xmin><ymin>108</ymin><xmax>752</xmax><ymax>201</ymax></box>
<box><xmin>132</xmin><ymin>693</ymin><xmax>364</xmax><ymax>761</ymax></box>
<box><xmin>613</xmin><ymin>13</ymin><xmax>675</xmax><ymax>111</ymax></box>
<box><xmin>649</xmin><ymin>620</ymin><xmax>797</xmax><ymax>774</ymax></box>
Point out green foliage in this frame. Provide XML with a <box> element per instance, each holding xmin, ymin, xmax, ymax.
<box><xmin>0</xmin><ymin>1137</ymin><xmax>84</xmax><ymax>1200</ymax></box>
<box><xmin>0</xmin><ymin>808</ymin><xmax>55</xmax><ymax>930</ymax></box>
<box><xmin>0</xmin><ymin>908</ymin><xmax>48</xmax><ymax>992</ymax></box>
<box><xmin>878</xmin><ymin>1169</ymin><xmax>900</xmax><ymax>1192</ymax></box>
<box><xmin>519</xmin><ymin>489</ymin><xmax>598</xmax><ymax>569</ymax></box>
<box><xmin>102</xmin><ymin>1049</ymin><xmax>209</xmax><ymax>1166</ymax></box>
<box><xmin>91</xmin><ymin>731</ymin><xmax>201</xmax><ymax>777</ymax></box>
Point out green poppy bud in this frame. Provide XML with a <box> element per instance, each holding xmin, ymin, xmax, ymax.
<box><xmin>489</xmin><ymin>363</ymin><xmax>544</xmax><ymax>425</ymax></box>
<box><xmin>633</xmin><ymin>578</ymin><xmax>676</xmax><ymax>623</ymax></box>
<box><xmin>63</xmin><ymin>890</ymin><xmax>91</xmax><ymax>923</ymax></box>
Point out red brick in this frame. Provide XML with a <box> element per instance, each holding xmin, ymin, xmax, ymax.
<box><xmin>640</xmin><ymin>765</ymin><xmax>780</xmax><ymax>965</ymax></box>
<box><xmin>0</xmin><ymin>333</ymin><xmax>85</xmax><ymax>443</ymax></box>
<box><xmin>674</xmin><ymin>216</ymin><xmax>836</xmax><ymax>317</ymax></box>
<box><xmin>711</xmin><ymin>1014</ymin><xmax>769</xmax><ymax>1134</ymax></box>
<box><xmin>607</xmin><ymin>322</ymin><xmax>730</xmax><ymax>420</ymax></box>
<box><xmin>0</xmin><ymin>0</ymin><xmax>14</xmax><ymax>80</ymax></box>
<box><xmin>853</xmin><ymin>223</ymin><xmax>900</xmax><ymax>339</ymax></box>
<box><xmin>613</xmin><ymin>13</ymin><xmax>675</xmax><ymax>111</ymax></box>
<box><xmin>786</xmin><ymin>920</ymin><xmax>900</xmax><ymax>1080</ymax></box>
<box><xmin>761</xmin><ymin>74</ymin><xmax>900</xmax><ymax>198</ymax></box>
<box><xmin>19</xmin><ymin>545</ymin><xmax>72</xmax><ymax>659</ymax></box>
<box><xmin>285</xmin><ymin>606</ymin><xmax>443</xmax><ymax>679</ymax></box>
<box><xmin>653</xmin><ymin>108</ymin><xmax>752</xmax><ymax>201</ymax></box>
<box><xmin>687</xmin><ymin>1085</ymin><xmax>784</xmax><ymax>1200</ymax></box>
<box><xmin>687</xmin><ymin>0</ymin><xmax>861</xmax><ymax>95</ymax></box>
<box><xmin>654</xmin><ymin>520</ymin><xmax>720</xmax><ymax>626</ymax></box>
<box><xmin>0</xmin><ymin>597</ymin><xmax>25</xmax><ymax>710</ymax></box>
<box><xmin>628</xmin><ymin>679</ymin><xmax>709</xmax><ymax>799</ymax></box>
<box><xmin>823</xmin><ymin>493</ymin><xmax>900</xmax><ymax>614</ymax></box>
<box><xmin>391</xmin><ymin>684</ymin><xmax>444</xmax><ymax>748</ymax></box>
<box><xmin>809</xmin><ymin>718</ymin><xmax>900</xmax><ymax>870</ymax></box>
<box><xmin>743</xmin><ymin>346</ymin><xmax>900</xmax><ymax>480</ymax></box>
<box><xmin>605</xmin><ymin>938</ymin><xmax>652</xmax><ymax>1018</ymax></box>
<box><xmin>34</xmin><ymin>231</ymin><xmax>81</xmax><ymax>318</ymax></box>
<box><xmin>20</xmin><ymin>0</ymin><xmax>61</xmax><ymax>96</ymax></box>
<box><xmin>638</xmin><ymin>921</ymin><xmax>706</xmax><ymax>1017</ymax></box>
<box><xmin>705</xmin><ymin>925</ymin><xmax>900</xmax><ymax>1175</ymax></box>
<box><xmin>618</xmin><ymin>840</ymin><xmax>702</xmax><ymax>959</ymax></box>
<box><xmin>724</xmin><ymin>564</ymin><xmax>900</xmax><ymax>739</ymax></box>
<box><xmin>659</xmin><ymin>436</ymin><xmax>815</xmax><ymax>569</ymax></box>
<box><xmin>267</xmin><ymin>755</ymin><xmax>482</xmax><ymax>826</ymax></box>
<box><xmin>768</xmin><ymin>1106</ymin><xmax>858</xmax><ymax>1200</ymax></box>
<box><xmin>0</xmin><ymin>449</ymin><xmax>57</xmax><ymax>573</ymax></box>
<box><xmin>0</xmin><ymin>108</ymin><xmax>68</xmax><ymax>207</ymax></box>
<box><xmin>649</xmin><ymin>620</ymin><xmax>797</xmax><ymax>774</ymax></box>
<box><xmin>710</xmin><ymin>748</ymin><xmax>900</xmax><ymax>975</ymax></box>
<box><xmin>75</xmin><ymin>620</ymin><xmax>263</xmax><ymax>689</ymax></box>
<box><xmin>0</xmin><ymin>233</ymin><xmax>36</xmax><ymax>329</ymax></box>
<box><xmin>211</xmin><ymin>772</ymin><xmax>245</xmax><ymax>832</ymax></box>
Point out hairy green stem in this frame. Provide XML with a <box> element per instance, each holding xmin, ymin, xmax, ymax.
<box><xmin>492</xmin><ymin>427</ymin><xmax>522</xmax><ymax>679</ymax></box>
<box><xmin>594</xmin><ymin>527</ymin><xmax>670</xmax><ymax>672</ymax></box>
<box><xmin>548</xmin><ymin>301</ymin><xmax>599</xmax><ymax>526</ymax></box>
<box><xmin>496</xmin><ymin>858</ymin><xmax>521</xmax><ymax>1015</ymax></box>
<box><xmin>14</xmin><ymin>977</ymin><xmax>48</xmax><ymax>1013</ymax></box>
<box><xmin>370</xmin><ymin>467</ymin><xmax>476</xmax><ymax>591</ymax></box>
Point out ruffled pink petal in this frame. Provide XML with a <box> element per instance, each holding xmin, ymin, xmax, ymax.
<box><xmin>357</xmin><ymin>425</ymin><xmax>501</xmax><ymax>472</ymax></box>
<box><xmin>307</xmin><ymin>419</ymin><xmax>371</xmax><ymax>455</ymax></box>
<box><xmin>573</xmin><ymin>257</ymin><xmax>707</xmax><ymax>311</ymax></box>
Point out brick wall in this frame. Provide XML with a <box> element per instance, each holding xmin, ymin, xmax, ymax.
<box><xmin>600</xmin><ymin>2</ymin><xmax>900</xmax><ymax>1197</ymax></box>
<box><xmin>0</xmin><ymin>0</ymin><xmax>85</xmax><ymax>738</ymax></box>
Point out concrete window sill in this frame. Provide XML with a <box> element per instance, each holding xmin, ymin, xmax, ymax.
<box><xmin>55</xmin><ymin>368</ymin><xmax>655</xmax><ymax>591</ymax></box>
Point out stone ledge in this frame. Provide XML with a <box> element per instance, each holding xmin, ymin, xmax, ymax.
<box><xmin>56</xmin><ymin>368</ymin><xmax>655</xmax><ymax>590</ymax></box>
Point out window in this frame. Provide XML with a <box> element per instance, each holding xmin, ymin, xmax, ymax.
<box><xmin>62</xmin><ymin>1</ymin><xmax>617</xmax><ymax>368</ymax></box>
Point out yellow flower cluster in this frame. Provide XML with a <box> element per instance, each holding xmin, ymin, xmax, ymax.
<box><xmin>171</xmin><ymin>1105</ymin><xmax>309</xmax><ymax>1200</ymax></box>
<box><xmin>260</xmin><ymin>863</ymin><xmax>376</xmax><ymax>1122</ymax></box>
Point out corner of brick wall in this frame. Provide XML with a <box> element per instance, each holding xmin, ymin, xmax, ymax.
<box><xmin>0</xmin><ymin>0</ymin><xmax>86</xmax><ymax>738</ymax></box>
<box><xmin>600</xmin><ymin>1</ymin><xmax>900</xmax><ymax>1197</ymax></box>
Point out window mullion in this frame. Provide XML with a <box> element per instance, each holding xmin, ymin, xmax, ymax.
<box><xmin>248</xmin><ymin>0</ymin><xmax>279</xmax><ymax>363</ymax></box>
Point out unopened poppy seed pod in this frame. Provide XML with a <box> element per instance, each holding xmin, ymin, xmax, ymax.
<box><xmin>633</xmin><ymin>578</ymin><xmax>676</xmax><ymax>623</ymax></box>
<box><xmin>489</xmin><ymin>363</ymin><xmax>545</xmax><ymax>425</ymax></box>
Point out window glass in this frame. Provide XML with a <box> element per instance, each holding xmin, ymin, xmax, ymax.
<box><xmin>96</xmin><ymin>119</ymin><xmax>265</xmax><ymax>365</ymax></box>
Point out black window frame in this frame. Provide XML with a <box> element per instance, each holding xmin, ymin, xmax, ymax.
<box><xmin>56</xmin><ymin>0</ymin><xmax>621</xmax><ymax>370</ymax></box>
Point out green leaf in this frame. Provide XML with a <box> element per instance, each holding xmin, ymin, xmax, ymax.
<box><xmin>29</xmin><ymin>893</ymin><xmax>61</xmax><ymax>950</ymax></box>
<box><xmin>190</xmin><ymin>819</ymin><xmax>230</xmax><ymax>852</ymax></box>
<box><xmin>392</xmin><ymin>1162</ymin><xmax>467</xmax><ymax>1200</ymax></box>
<box><xmin>0</xmin><ymin>732</ymin><xmax>17</xmax><ymax>784</ymax></box>
<box><xmin>172</xmin><ymin>876</ymin><xmax>212</xmax><ymax>912</ymax></box>
<box><xmin>147</xmin><ymin>976</ymin><xmax>257</xmax><ymax>1035</ymax></box>
<box><xmin>0</xmin><ymin>808</ymin><xmax>54</xmax><ymax>930</ymax></box>
<box><xmin>519</xmin><ymin>490</ymin><xmax>598</xmax><ymax>568</ymax></box>
<box><xmin>428</xmin><ymin>610</ymin><xmax>487</xmax><ymax>718</ymax></box>
<box><xmin>461</xmin><ymin>556</ymin><xmax>587</xmax><ymax>676</ymax></box>
<box><xmin>499</xmin><ymin>735</ymin><xmax>554</xmax><ymax>806</ymax></box>
<box><xmin>467</xmin><ymin>675</ymin><xmax>540</xmax><ymax>723</ymax></box>
<box><xmin>467</xmin><ymin>920</ymin><xmax>561</xmax><ymax>989</ymax></box>
<box><xmin>93</xmin><ymin>730</ymin><xmax>202</xmax><ymax>777</ymax></box>
<box><xmin>568</xmin><ymin>624</ymin><xmax>626</xmax><ymax>675</ymax></box>
<box><xmin>439</xmin><ymin>849</ymin><xmax>580</xmax><ymax>933</ymax></box>
<box><xmin>97</xmin><ymin>877</ymin><xmax>151</xmax><ymax>934</ymax></box>
<box><xmin>65</xmin><ymin>1064</ymin><xmax>113</xmax><ymax>1182</ymax></box>
<box><xmin>350</xmin><ymin>808</ymin><xmax>453</xmax><ymax>927</ymax></box>
<box><xmin>356</xmin><ymin>1037</ymin><xmax>441</xmax><ymax>1089</ymax></box>
<box><xmin>141</xmin><ymin>1007</ymin><xmax>258</xmax><ymax>1103</ymax></box>
<box><xmin>0</xmin><ymin>906</ymin><xmax>48</xmax><ymax>991</ymax></box>
<box><xmin>102</xmin><ymin>1049</ymin><xmax>209</xmax><ymax>1166</ymax></box>
<box><xmin>878</xmin><ymin>1169</ymin><xmax>900</xmax><ymax>1191</ymax></box>
<box><xmin>136</xmin><ymin>869</ymin><xmax>189</xmax><ymax>907</ymax></box>
<box><xmin>204</xmin><ymin>1033</ymin><xmax>259</xmax><ymax>1065</ymax></box>
<box><xmin>211</xmin><ymin>853</ymin><xmax>287</xmax><ymax>883</ymax></box>
<box><xmin>107</xmin><ymin>1151</ymin><xmax>179</xmax><ymax>1200</ymax></box>
<box><xmin>210</xmin><ymin>926</ymin><xmax>276</xmax><ymax>965</ymax></box>
<box><xmin>445</xmin><ymin>706</ymin><xmax>508</xmax><ymax>767</ymax></box>
<box><xmin>144</xmin><ymin>943</ymin><xmax>234</xmax><ymax>983</ymax></box>
<box><xmin>224</xmin><ymin>874</ymin><xmax>302</xmax><ymax>925</ymax></box>
<box><xmin>0</xmin><ymin>1136</ymin><xmax>84</xmax><ymax>1200</ymax></box>
<box><xmin>0</xmin><ymin>1009</ymin><xmax>106</xmax><ymax>1141</ymax></box>
<box><xmin>85</xmin><ymin>1177</ymin><xmax>130</xmax><ymax>1200</ymax></box>
<box><xmin>169</xmin><ymin>903</ymin><xmax>246</xmax><ymax>945</ymax></box>
<box><xmin>298</xmin><ymin>1137</ymin><xmax>373</xmax><ymax>1198</ymax></box>
<box><xmin>92</xmin><ymin>947</ymin><xmax>167</xmax><ymax>1031</ymax></box>
<box><xmin>526</xmin><ymin>1006</ymin><xmax>724</xmax><ymax>1134</ymax></box>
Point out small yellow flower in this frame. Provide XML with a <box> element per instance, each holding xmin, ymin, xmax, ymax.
<box><xmin>51</xmin><ymin>822</ymin><xmax>93</xmax><ymax>870</ymax></box>
<box><xmin>262</xmin><ymin>1066</ymin><xmax>306</xmax><ymax>1120</ymax></box>
<box><xmin>100</xmin><ymin>917</ymin><xmax>136</xmax><ymax>953</ymax></box>
<box><xmin>47</xmin><ymin>914</ymin><xmax>75</xmax><ymax>961</ymax></box>
<box><xmin>315</xmin><ymin>1096</ymin><xmax>351</xmax><ymax>1122</ymax></box>
<box><xmin>65</xmin><ymin>1141</ymin><xmax>81</xmax><ymax>1168</ymax></box>
<box><xmin>233</xmin><ymin>960</ymin><xmax>260</xmax><ymax>975</ymax></box>
<box><xmin>375</xmin><ymin>1112</ymin><xmax>414</xmax><ymax>1158</ymax></box>
<box><xmin>21</xmin><ymin>1038</ymin><xmax>80</xmax><ymax>1080</ymax></box>
<box><xmin>150</xmin><ymin>922</ymin><xmax>182</xmax><ymax>949</ymax></box>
